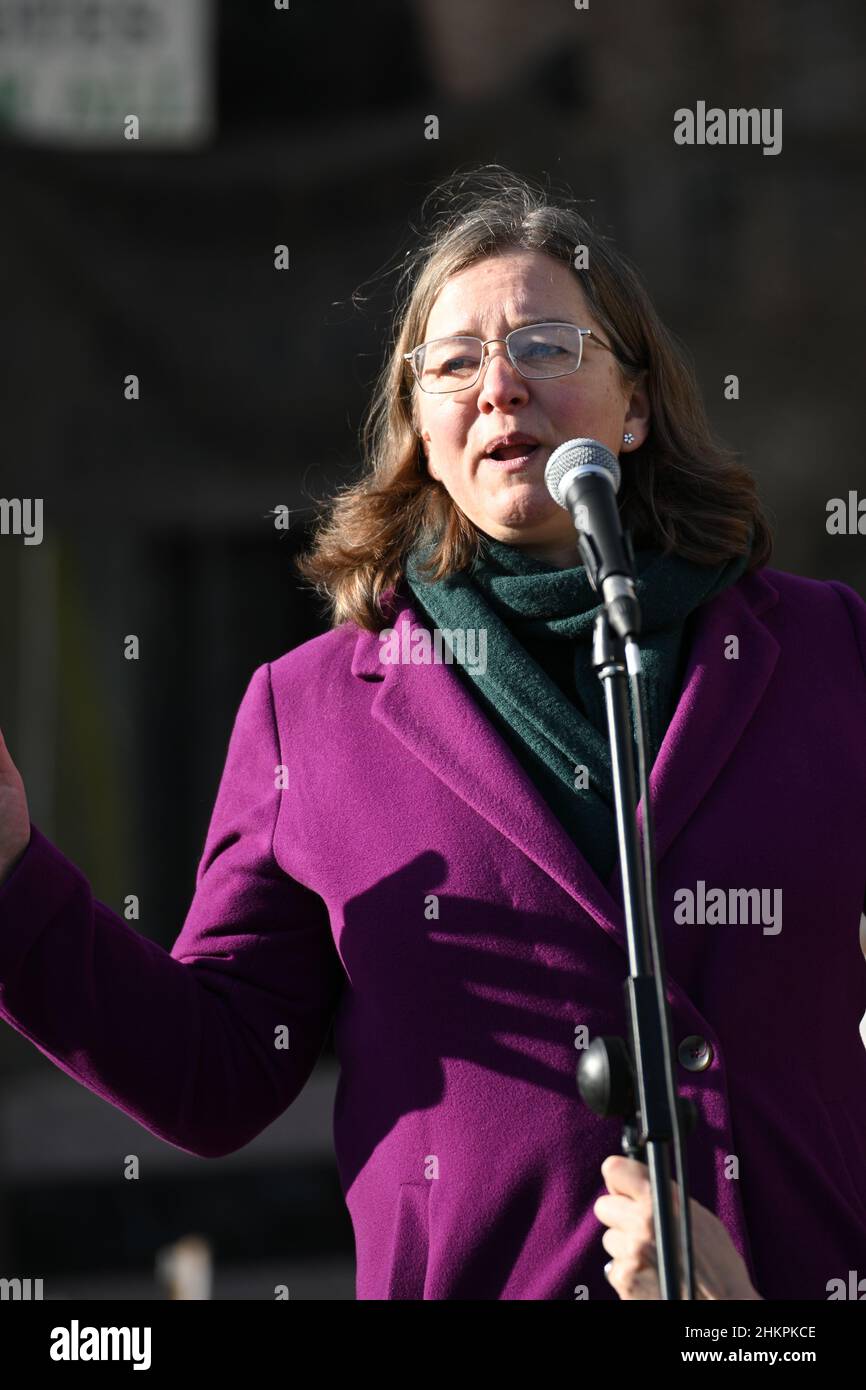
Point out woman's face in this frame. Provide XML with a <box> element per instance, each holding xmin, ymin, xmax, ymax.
<box><xmin>413</xmin><ymin>249</ymin><xmax>651</xmax><ymax>568</ymax></box>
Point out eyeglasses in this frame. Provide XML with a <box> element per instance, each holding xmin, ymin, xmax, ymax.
<box><xmin>403</xmin><ymin>321</ymin><xmax>618</xmax><ymax>394</ymax></box>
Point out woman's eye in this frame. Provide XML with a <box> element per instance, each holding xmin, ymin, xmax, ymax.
<box><xmin>523</xmin><ymin>342</ymin><xmax>562</xmax><ymax>358</ymax></box>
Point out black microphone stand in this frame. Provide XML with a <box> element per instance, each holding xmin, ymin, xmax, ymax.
<box><xmin>575</xmin><ymin>529</ymin><xmax>698</xmax><ymax>1301</ymax></box>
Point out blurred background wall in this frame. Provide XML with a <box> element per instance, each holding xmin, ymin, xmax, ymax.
<box><xmin>0</xmin><ymin>0</ymin><xmax>863</xmax><ymax>1299</ymax></box>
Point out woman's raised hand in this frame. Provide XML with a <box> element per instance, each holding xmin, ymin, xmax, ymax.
<box><xmin>0</xmin><ymin>726</ymin><xmax>31</xmax><ymax>886</ymax></box>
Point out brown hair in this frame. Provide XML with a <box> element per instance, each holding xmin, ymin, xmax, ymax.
<box><xmin>295</xmin><ymin>163</ymin><xmax>773</xmax><ymax>632</ymax></box>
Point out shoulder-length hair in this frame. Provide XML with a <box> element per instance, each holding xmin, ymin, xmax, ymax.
<box><xmin>296</xmin><ymin>164</ymin><xmax>773</xmax><ymax>632</ymax></box>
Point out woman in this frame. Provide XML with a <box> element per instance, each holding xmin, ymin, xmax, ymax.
<box><xmin>1</xmin><ymin>167</ymin><xmax>864</xmax><ymax>1302</ymax></box>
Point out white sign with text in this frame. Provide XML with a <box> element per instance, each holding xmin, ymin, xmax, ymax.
<box><xmin>0</xmin><ymin>0</ymin><xmax>215</xmax><ymax>147</ymax></box>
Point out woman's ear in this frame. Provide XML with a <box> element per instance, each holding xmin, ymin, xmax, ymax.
<box><xmin>623</xmin><ymin>369</ymin><xmax>651</xmax><ymax>446</ymax></box>
<box><xmin>418</xmin><ymin>434</ymin><xmax>442</xmax><ymax>483</ymax></box>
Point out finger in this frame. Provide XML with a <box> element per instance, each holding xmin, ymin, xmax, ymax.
<box><xmin>601</xmin><ymin>1227</ymin><xmax>658</xmax><ymax>1267</ymax></box>
<box><xmin>593</xmin><ymin>1192</ymin><xmax>651</xmax><ymax>1232</ymax></box>
<box><xmin>600</xmin><ymin>1154</ymin><xmax>651</xmax><ymax>1198</ymax></box>
<box><xmin>606</xmin><ymin>1256</ymin><xmax>662</xmax><ymax>1301</ymax></box>
<box><xmin>602</xmin><ymin>1155</ymin><xmax>687</xmax><ymax>1221</ymax></box>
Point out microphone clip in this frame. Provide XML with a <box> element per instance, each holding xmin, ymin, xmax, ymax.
<box><xmin>579</xmin><ymin>526</ymin><xmax>637</xmax><ymax>594</ymax></box>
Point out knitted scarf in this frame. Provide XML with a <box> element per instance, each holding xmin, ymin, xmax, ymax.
<box><xmin>403</xmin><ymin>532</ymin><xmax>750</xmax><ymax>883</ymax></box>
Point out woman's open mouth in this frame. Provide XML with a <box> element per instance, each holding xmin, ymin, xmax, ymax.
<box><xmin>484</xmin><ymin>444</ymin><xmax>543</xmax><ymax>471</ymax></box>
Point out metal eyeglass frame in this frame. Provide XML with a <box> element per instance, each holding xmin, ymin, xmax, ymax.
<box><xmin>403</xmin><ymin>322</ymin><xmax>618</xmax><ymax>393</ymax></box>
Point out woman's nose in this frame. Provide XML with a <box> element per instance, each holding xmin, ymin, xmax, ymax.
<box><xmin>476</xmin><ymin>343</ymin><xmax>530</xmax><ymax>408</ymax></box>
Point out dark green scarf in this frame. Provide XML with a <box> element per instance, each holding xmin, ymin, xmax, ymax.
<box><xmin>404</xmin><ymin>532</ymin><xmax>750</xmax><ymax>884</ymax></box>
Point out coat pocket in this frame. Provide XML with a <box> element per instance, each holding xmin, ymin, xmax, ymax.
<box><xmin>384</xmin><ymin>1181</ymin><xmax>431</xmax><ymax>1300</ymax></box>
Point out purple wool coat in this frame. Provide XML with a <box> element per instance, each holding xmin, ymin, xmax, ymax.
<box><xmin>1</xmin><ymin>564</ymin><xmax>865</xmax><ymax>1301</ymax></box>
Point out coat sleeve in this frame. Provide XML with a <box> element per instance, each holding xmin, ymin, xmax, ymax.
<box><xmin>827</xmin><ymin>580</ymin><xmax>866</xmax><ymax>921</ymax></box>
<box><xmin>0</xmin><ymin>662</ymin><xmax>344</xmax><ymax>1158</ymax></box>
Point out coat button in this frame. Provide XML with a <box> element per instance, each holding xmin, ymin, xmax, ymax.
<box><xmin>678</xmin><ymin>1035</ymin><xmax>714</xmax><ymax>1071</ymax></box>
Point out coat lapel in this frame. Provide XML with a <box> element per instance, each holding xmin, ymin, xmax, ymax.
<box><xmin>351</xmin><ymin>570</ymin><xmax>780</xmax><ymax>956</ymax></box>
<box><xmin>638</xmin><ymin>569</ymin><xmax>780</xmax><ymax>871</ymax></box>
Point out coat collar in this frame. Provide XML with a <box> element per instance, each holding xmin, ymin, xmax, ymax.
<box><xmin>351</xmin><ymin>569</ymin><xmax>780</xmax><ymax>957</ymax></box>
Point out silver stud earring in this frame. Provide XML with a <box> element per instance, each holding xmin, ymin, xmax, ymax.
<box><xmin>623</xmin><ymin>432</ymin><xmax>636</xmax><ymax>444</ymax></box>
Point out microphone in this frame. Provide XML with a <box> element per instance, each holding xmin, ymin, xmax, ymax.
<box><xmin>544</xmin><ymin>437</ymin><xmax>641</xmax><ymax>639</ymax></box>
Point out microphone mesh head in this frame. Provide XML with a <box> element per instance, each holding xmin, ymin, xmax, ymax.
<box><xmin>544</xmin><ymin>438</ymin><xmax>621</xmax><ymax>508</ymax></box>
